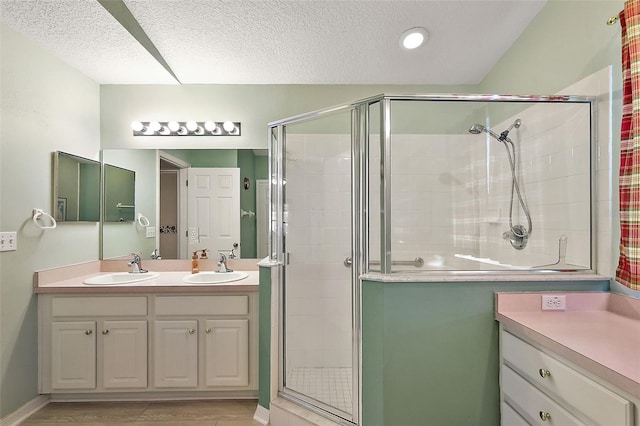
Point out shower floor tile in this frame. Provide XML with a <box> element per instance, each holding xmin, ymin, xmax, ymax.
<box><xmin>286</xmin><ymin>367</ymin><xmax>352</xmax><ymax>414</ymax></box>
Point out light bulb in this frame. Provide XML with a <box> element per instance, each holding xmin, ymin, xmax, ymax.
<box><xmin>194</xmin><ymin>126</ymin><xmax>204</xmax><ymax>135</ymax></box>
<box><xmin>186</xmin><ymin>121</ymin><xmax>198</xmax><ymax>131</ymax></box>
<box><xmin>223</xmin><ymin>121</ymin><xmax>236</xmax><ymax>133</ymax></box>
<box><xmin>167</xmin><ymin>121</ymin><xmax>180</xmax><ymax>132</ymax></box>
<box><xmin>159</xmin><ymin>126</ymin><xmax>170</xmax><ymax>135</ymax></box>
<box><xmin>204</xmin><ymin>121</ymin><xmax>217</xmax><ymax>132</ymax></box>
<box><xmin>131</xmin><ymin>121</ymin><xmax>144</xmax><ymax>132</ymax></box>
<box><xmin>149</xmin><ymin>121</ymin><xmax>161</xmax><ymax>132</ymax></box>
<box><xmin>177</xmin><ymin>126</ymin><xmax>188</xmax><ymax>135</ymax></box>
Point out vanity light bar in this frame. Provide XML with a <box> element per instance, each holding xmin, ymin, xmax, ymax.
<box><xmin>131</xmin><ymin>121</ymin><xmax>241</xmax><ymax>136</ymax></box>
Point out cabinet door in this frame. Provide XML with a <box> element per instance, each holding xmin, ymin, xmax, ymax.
<box><xmin>154</xmin><ymin>320</ymin><xmax>198</xmax><ymax>388</ymax></box>
<box><xmin>204</xmin><ymin>319</ymin><xmax>248</xmax><ymax>387</ymax></box>
<box><xmin>102</xmin><ymin>321</ymin><xmax>147</xmax><ymax>389</ymax></box>
<box><xmin>51</xmin><ymin>321</ymin><xmax>96</xmax><ymax>390</ymax></box>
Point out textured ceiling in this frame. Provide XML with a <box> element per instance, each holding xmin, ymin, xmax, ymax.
<box><xmin>0</xmin><ymin>0</ymin><xmax>547</xmax><ymax>85</ymax></box>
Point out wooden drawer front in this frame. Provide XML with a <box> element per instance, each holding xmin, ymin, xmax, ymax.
<box><xmin>52</xmin><ymin>297</ymin><xmax>147</xmax><ymax>317</ymax></box>
<box><xmin>502</xmin><ymin>331</ymin><xmax>632</xmax><ymax>426</ymax></box>
<box><xmin>501</xmin><ymin>402</ymin><xmax>529</xmax><ymax>426</ymax></box>
<box><xmin>155</xmin><ymin>296</ymin><xmax>248</xmax><ymax>316</ymax></box>
<box><xmin>502</xmin><ymin>366</ymin><xmax>584</xmax><ymax>426</ymax></box>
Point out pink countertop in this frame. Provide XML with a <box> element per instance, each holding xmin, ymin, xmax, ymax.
<box><xmin>496</xmin><ymin>292</ymin><xmax>640</xmax><ymax>400</ymax></box>
<box><xmin>34</xmin><ymin>260</ymin><xmax>260</xmax><ymax>294</ymax></box>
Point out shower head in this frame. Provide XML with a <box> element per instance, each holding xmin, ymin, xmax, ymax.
<box><xmin>469</xmin><ymin>124</ymin><xmax>485</xmax><ymax>134</ymax></box>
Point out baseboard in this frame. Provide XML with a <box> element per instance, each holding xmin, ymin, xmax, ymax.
<box><xmin>0</xmin><ymin>395</ymin><xmax>49</xmax><ymax>426</ymax></box>
<box><xmin>253</xmin><ymin>404</ymin><xmax>269</xmax><ymax>425</ymax></box>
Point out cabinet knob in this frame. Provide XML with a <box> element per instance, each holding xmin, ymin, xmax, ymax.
<box><xmin>102</xmin><ymin>330</ymin><xmax>109</xmax><ymax>335</ymax></box>
<box><xmin>539</xmin><ymin>411</ymin><xmax>551</xmax><ymax>421</ymax></box>
<box><xmin>188</xmin><ymin>328</ymin><xmax>196</xmax><ymax>335</ymax></box>
<box><xmin>85</xmin><ymin>330</ymin><xmax>93</xmax><ymax>335</ymax></box>
<box><xmin>538</xmin><ymin>368</ymin><xmax>551</xmax><ymax>378</ymax></box>
<box><xmin>206</xmin><ymin>328</ymin><xmax>212</xmax><ymax>334</ymax></box>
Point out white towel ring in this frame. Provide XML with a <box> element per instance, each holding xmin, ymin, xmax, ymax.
<box><xmin>137</xmin><ymin>213</ymin><xmax>150</xmax><ymax>227</ymax></box>
<box><xmin>33</xmin><ymin>208</ymin><xmax>57</xmax><ymax>229</ymax></box>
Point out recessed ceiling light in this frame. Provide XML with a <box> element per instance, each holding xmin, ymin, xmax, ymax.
<box><xmin>400</xmin><ymin>27</ymin><xmax>429</xmax><ymax>50</ymax></box>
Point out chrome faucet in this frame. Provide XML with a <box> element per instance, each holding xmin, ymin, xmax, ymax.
<box><xmin>217</xmin><ymin>253</ymin><xmax>233</xmax><ymax>273</ymax></box>
<box><xmin>128</xmin><ymin>253</ymin><xmax>148</xmax><ymax>273</ymax></box>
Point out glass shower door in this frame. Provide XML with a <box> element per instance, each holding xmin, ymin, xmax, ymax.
<box><xmin>281</xmin><ymin>113</ymin><xmax>355</xmax><ymax>421</ymax></box>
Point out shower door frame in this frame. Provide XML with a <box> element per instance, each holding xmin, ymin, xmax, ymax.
<box><xmin>269</xmin><ymin>93</ymin><xmax>598</xmax><ymax>425</ymax></box>
<box><xmin>269</xmin><ymin>99</ymin><xmax>371</xmax><ymax>424</ymax></box>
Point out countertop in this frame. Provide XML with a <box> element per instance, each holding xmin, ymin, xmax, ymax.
<box><xmin>34</xmin><ymin>259</ymin><xmax>260</xmax><ymax>294</ymax></box>
<box><xmin>495</xmin><ymin>292</ymin><xmax>640</xmax><ymax>400</ymax></box>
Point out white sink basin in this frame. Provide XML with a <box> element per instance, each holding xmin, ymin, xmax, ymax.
<box><xmin>83</xmin><ymin>272</ymin><xmax>160</xmax><ymax>285</ymax></box>
<box><xmin>182</xmin><ymin>271</ymin><xmax>248</xmax><ymax>284</ymax></box>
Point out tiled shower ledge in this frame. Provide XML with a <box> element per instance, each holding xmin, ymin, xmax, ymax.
<box><xmin>361</xmin><ymin>272</ymin><xmax>609</xmax><ymax>283</ymax></box>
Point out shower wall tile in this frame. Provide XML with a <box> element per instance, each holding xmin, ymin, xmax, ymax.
<box><xmin>284</xmin><ymin>133</ymin><xmax>352</xmax><ymax>369</ymax></box>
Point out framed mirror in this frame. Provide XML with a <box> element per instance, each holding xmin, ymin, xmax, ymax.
<box><xmin>103</xmin><ymin>164</ymin><xmax>136</xmax><ymax>222</ymax></box>
<box><xmin>101</xmin><ymin>149</ymin><xmax>268</xmax><ymax>260</ymax></box>
<box><xmin>53</xmin><ymin>151</ymin><xmax>101</xmax><ymax>222</ymax></box>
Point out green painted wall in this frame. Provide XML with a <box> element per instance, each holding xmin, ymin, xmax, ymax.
<box><xmin>361</xmin><ymin>279</ymin><xmax>610</xmax><ymax>426</ymax></box>
<box><xmin>258</xmin><ymin>266</ymin><xmax>273</xmax><ymax>409</ymax></box>
<box><xmin>0</xmin><ymin>24</ymin><xmax>101</xmax><ymax>417</ymax></box>
<box><xmin>167</xmin><ymin>149</ymin><xmax>238</xmax><ymax>167</ymax></box>
<box><xmin>238</xmin><ymin>150</ymin><xmax>257</xmax><ymax>258</ymax></box>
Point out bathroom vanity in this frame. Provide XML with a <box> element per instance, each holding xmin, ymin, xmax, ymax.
<box><xmin>35</xmin><ymin>261</ymin><xmax>259</xmax><ymax>399</ymax></box>
<box><xmin>496</xmin><ymin>292</ymin><xmax>640</xmax><ymax>426</ymax></box>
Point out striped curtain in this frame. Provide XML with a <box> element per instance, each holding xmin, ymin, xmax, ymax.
<box><xmin>617</xmin><ymin>1</ymin><xmax>640</xmax><ymax>290</ymax></box>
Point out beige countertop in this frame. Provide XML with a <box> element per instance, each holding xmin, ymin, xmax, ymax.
<box><xmin>495</xmin><ymin>292</ymin><xmax>640</xmax><ymax>400</ymax></box>
<box><xmin>34</xmin><ymin>259</ymin><xmax>260</xmax><ymax>294</ymax></box>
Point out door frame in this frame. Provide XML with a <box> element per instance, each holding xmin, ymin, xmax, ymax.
<box><xmin>158</xmin><ymin>151</ymin><xmax>190</xmax><ymax>258</ymax></box>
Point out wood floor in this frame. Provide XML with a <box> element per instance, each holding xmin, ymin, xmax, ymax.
<box><xmin>21</xmin><ymin>400</ymin><xmax>262</xmax><ymax>426</ymax></box>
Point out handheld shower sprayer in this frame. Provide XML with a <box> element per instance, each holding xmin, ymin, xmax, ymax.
<box><xmin>468</xmin><ymin>118</ymin><xmax>532</xmax><ymax>250</ymax></box>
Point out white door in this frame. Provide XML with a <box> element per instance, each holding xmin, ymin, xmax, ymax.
<box><xmin>154</xmin><ymin>320</ymin><xmax>198</xmax><ymax>388</ymax></box>
<box><xmin>102</xmin><ymin>320</ymin><xmax>147</xmax><ymax>389</ymax></box>
<box><xmin>256</xmin><ymin>179</ymin><xmax>269</xmax><ymax>258</ymax></box>
<box><xmin>187</xmin><ymin>168</ymin><xmax>240</xmax><ymax>258</ymax></box>
<box><xmin>51</xmin><ymin>321</ymin><xmax>96</xmax><ymax>390</ymax></box>
<box><xmin>204</xmin><ymin>319</ymin><xmax>249</xmax><ymax>387</ymax></box>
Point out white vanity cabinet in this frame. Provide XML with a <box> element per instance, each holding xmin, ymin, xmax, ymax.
<box><xmin>499</xmin><ymin>329</ymin><xmax>634</xmax><ymax>426</ymax></box>
<box><xmin>153</xmin><ymin>295</ymin><xmax>250</xmax><ymax>390</ymax></box>
<box><xmin>42</xmin><ymin>296</ymin><xmax>148</xmax><ymax>392</ymax></box>
<box><xmin>39</xmin><ymin>291</ymin><xmax>257</xmax><ymax>397</ymax></box>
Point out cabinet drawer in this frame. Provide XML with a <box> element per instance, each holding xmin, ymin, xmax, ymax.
<box><xmin>52</xmin><ymin>296</ymin><xmax>147</xmax><ymax>317</ymax></box>
<box><xmin>501</xmin><ymin>402</ymin><xmax>529</xmax><ymax>426</ymax></box>
<box><xmin>155</xmin><ymin>296</ymin><xmax>248</xmax><ymax>316</ymax></box>
<box><xmin>502</xmin><ymin>365</ymin><xmax>584</xmax><ymax>426</ymax></box>
<box><xmin>501</xmin><ymin>331</ymin><xmax>632</xmax><ymax>426</ymax></box>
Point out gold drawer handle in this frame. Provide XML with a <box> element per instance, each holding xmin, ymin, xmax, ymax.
<box><xmin>539</xmin><ymin>411</ymin><xmax>551</xmax><ymax>421</ymax></box>
<box><xmin>102</xmin><ymin>329</ymin><xmax>110</xmax><ymax>335</ymax></box>
<box><xmin>188</xmin><ymin>328</ymin><xmax>196</xmax><ymax>335</ymax></box>
<box><xmin>206</xmin><ymin>328</ymin><xmax>212</xmax><ymax>334</ymax></box>
<box><xmin>538</xmin><ymin>368</ymin><xmax>551</xmax><ymax>378</ymax></box>
<box><xmin>85</xmin><ymin>330</ymin><xmax>93</xmax><ymax>335</ymax></box>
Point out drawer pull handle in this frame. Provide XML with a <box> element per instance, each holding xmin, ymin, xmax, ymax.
<box><xmin>539</xmin><ymin>411</ymin><xmax>551</xmax><ymax>421</ymax></box>
<box><xmin>538</xmin><ymin>368</ymin><xmax>551</xmax><ymax>378</ymax></box>
<box><xmin>206</xmin><ymin>328</ymin><xmax>212</xmax><ymax>334</ymax></box>
<box><xmin>188</xmin><ymin>328</ymin><xmax>196</xmax><ymax>335</ymax></box>
<box><xmin>85</xmin><ymin>330</ymin><xmax>93</xmax><ymax>335</ymax></box>
<box><xmin>102</xmin><ymin>330</ymin><xmax>109</xmax><ymax>335</ymax></box>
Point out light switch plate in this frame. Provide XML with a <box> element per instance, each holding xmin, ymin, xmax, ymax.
<box><xmin>146</xmin><ymin>226</ymin><xmax>156</xmax><ymax>238</ymax></box>
<box><xmin>0</xmin><ymin>232</ymin><xmax>17</xmax><ymax>251</ymax></box>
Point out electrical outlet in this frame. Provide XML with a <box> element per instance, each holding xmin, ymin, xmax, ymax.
<box><xmin>542</xmin><ymin>294</ymin><xmax>566</xmax><ymax>311</ymax></box>
<box><xmin>146</xmin><ymin>226</ymin><xmax>156</xmax><ymax>238</ymax></box>
<box><xmin>0</xmin><ymin>232</ymin><xmax>17</xmax><ymax>251</ymax></box>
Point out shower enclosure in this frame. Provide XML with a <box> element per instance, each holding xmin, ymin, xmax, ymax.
<box><xmin>268</xmin><ymin>94</ymin><xmax>596</xmax><ymax>424</ymax></box>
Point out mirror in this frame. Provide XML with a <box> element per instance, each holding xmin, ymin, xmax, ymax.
<box><xmin>103</xmin><ymin>164</ymin><xmax>135</xmax><ymax>222</ymax></box>
<box><xmin>101</xmin><ymin>149</ymin><xmax>268</xmax><ymax>260</ymax></box>
<box><xmin>53</xmin><ymin>151</ymin><xmax>101</xmax><ymax>222</ymax></box>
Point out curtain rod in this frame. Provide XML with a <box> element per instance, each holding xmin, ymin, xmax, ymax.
<box><xmin>608</xmin><ymin>14</ymin><xmax>620</xmax><ymax>25</ymax></box>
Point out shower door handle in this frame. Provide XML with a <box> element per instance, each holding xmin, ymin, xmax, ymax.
<box><xmin>344</xmin><ymin>257</ymin><xmax>352</xmax><ymax>267</ymax></box>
